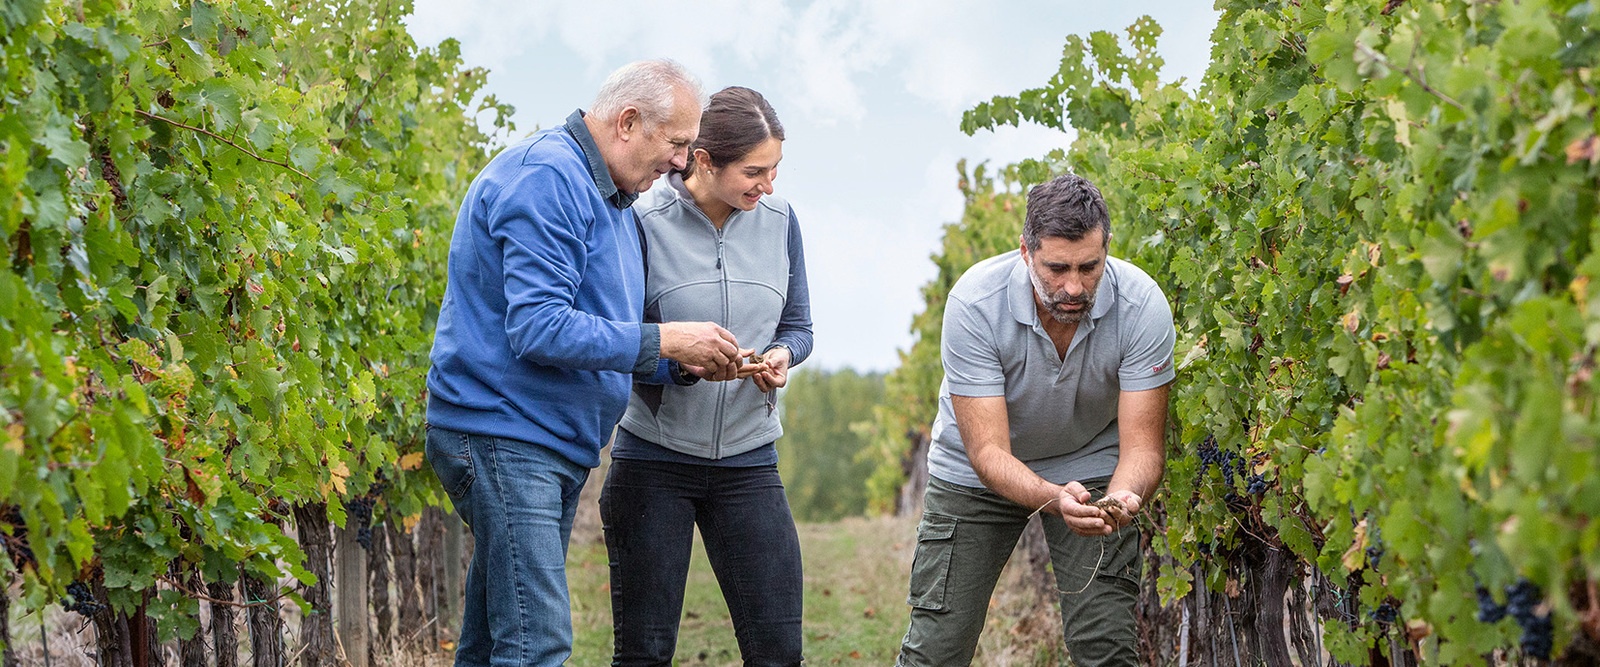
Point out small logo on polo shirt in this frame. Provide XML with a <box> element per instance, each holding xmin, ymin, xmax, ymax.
<box><xmin>1152</xmin><ymin>362</ymin><xmax>1168</xmax><ymax>373</ymax></box>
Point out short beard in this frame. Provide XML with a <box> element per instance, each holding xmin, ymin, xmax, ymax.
<box><xmin>1030</xmin><ymin>269</ymin><xmax>1094</xmax><ymax>325</ymax></box>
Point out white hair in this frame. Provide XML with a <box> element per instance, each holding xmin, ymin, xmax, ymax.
<box><xmin>589</xmin><ymin>59</ymin><xmax>703</xmax><ymax>125</ymax></box>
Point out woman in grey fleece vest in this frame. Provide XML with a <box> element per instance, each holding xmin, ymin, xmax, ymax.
<box><xmin>601</xmin><ymin>87</ymin><xmax>814</xmax><ymax>667</ymax></box>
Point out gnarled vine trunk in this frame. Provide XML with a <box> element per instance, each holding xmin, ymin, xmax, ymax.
<box><xmin>209</xmin><ymin>579</ymin><xmax>239</xmax><ymax>667</ymax></box>
<box><xmin>294</xmin><ymin>503</ymin><xmax>336</xmax><ymax>667</ymax></box>
<box><xmin>244</xmin><ymin>571</ymin><xmax>284</xmax><ymax>667</ymax></box>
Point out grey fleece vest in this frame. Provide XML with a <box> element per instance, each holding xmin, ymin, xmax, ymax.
<box><xmin>619</xmin><ymin>175</ymin><xmax>793</xmax><ymax>459</ymax></box>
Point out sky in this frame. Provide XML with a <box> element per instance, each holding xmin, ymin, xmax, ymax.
<box><xmin>406</xmin><ymin>1</ymin><xmax>1221</xmax><ymax>372</ymax></box>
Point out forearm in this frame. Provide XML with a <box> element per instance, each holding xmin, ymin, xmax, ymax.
<box><xmin>952</xmin><ymin>394</ymin><xmax>1059</xmax><ymax>512</ymax></box>
<box><xmin>507</xmin><ymin>304</ymin><xmax>646</xmax><ymax>372</ymax></box>
<box><xmin>1107</xmin><ymin>444</ymin><xmax>1164</xmax><ymax>502</ymax></box>
<box><xmin>1108</xmin><ymin>383</ymin><xmax>1171</xmax><ymax>504</ymax></box>
<box><xmin>969</xmin><ymin>448</ymin><xmax>1063</xmax><ymax>513</ymax></box>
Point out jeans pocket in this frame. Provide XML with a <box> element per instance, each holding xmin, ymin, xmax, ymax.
<box><xmin>425</xmin><ymin>427</ymin><xmax>475</xmax><ymax>501</ymax></box>
<box><xmin>906</xmin><ymin>513</ymin><xmax>958</xmax><ymax>611</ymax></box>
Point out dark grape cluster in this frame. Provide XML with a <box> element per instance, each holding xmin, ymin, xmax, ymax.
<box><xmin>1475</xmin><ymin>579</ymin><xmax>1553</xmax><ymax>659</ymax></box>
<box><xmin>1246</xmin><ymin>473</ymin><xmax>1267</xmax><ymax>496</ymax></box>
<box><xmin>1195</xmin><ymin>436</ymin><xmax>1248</xmax><ymax>488</ymax></box>
<box><xmin>1505</xmin><ymin>579</ymin><xmax>1553</xmax><ymax>660</ymax></box>
<box><xmin>1364</xmin><ymin>528</ymin><xmax>1384</xmax><ymax>569</ymax></box>
<box><xmin>1475</xmin><ymin>585</ymin><xmax>1506</xmax><ymax>623</ymax></box>
<box><xmin>61</xmin><ymin>581</ymin><xmax>105</xmax><ymax>617</ymax></box>
<box><xmin>346</xmin><ymin>496</ymin><xmax>375</xmax><ymax>550</ymax></box>
<box><xmin>1372</xmin><ymin>601</ymin><xmax>1398</xmax><ymax>625</ymax></box>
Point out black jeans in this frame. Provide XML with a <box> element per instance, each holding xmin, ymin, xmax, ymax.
<box><xmin>599</xmin><ymin>459</ymin><xmax>804</xmax><ymax>667</ymax></box>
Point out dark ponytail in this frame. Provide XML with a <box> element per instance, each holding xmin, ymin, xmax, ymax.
<box><xmin>678</xmin><ymin>86</ymin><xmax>784</xmax><ymax>176</ymax></box>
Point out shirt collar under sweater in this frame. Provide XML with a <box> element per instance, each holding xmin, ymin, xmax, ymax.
<box><xmin>563</xmin><ymin>109</ymin><xmax>635</xmax><ymax>209</ymax></box>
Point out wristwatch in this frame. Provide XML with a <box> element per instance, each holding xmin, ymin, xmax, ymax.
<box><xmin>673</xmin><ymin>363</ymin><xmax>701</xmax><ymax>386</ymax></box>
<box><xmin>762</xmin><ymin>343</ymin><xmax>791</xmax><ymax>361</ymax></box>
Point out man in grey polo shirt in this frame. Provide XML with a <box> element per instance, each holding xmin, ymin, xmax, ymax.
<box><xmin>896</xmin><ymin>174</ymin><xmax>1175</xmax><ymax>667</ymax></box>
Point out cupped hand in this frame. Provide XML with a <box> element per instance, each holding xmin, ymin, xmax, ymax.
<box><xmin>1056</xmin><ymin>482</ymin><xmax>1141</xmax><ymax>536</ymax></box>
<box><xmin>752</xmin><ymin>347</ymin><xmax>792</xmax><ymax>392</ymax></box>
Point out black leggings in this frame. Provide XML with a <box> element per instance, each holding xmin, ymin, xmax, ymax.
<box><xmin>600</xmin><ymin>458</ymin><xmax>804</xmax><ymax>667</ymax></box>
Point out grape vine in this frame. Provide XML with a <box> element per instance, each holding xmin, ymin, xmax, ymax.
<box><xmin>0</xmin><ymin>0</ymin><xmax>507</xmax><ymax>636</ymax></box>
<box><xmin>873</xmin><ymin>0</ymin><xmax>1600</xmax><ymax>661</ymax></box>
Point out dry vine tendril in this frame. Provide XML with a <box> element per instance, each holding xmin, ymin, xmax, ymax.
<box><xmin>1028</xmin><ymin>493</ymin><xmax>1132</xmax><ymax>595</ymax></box>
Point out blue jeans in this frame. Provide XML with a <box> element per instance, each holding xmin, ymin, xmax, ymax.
<box><xmin>426</xmin><ymin>425</ymin><xmax>591</xmax><ymax>667</ymax></box>
<box><xmin>599</xmin><ymin>459</ymin><xmax>804</xmax><ymax>667</ymax></box>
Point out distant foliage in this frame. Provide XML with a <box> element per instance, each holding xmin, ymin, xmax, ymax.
<box><xmin>860</xmin><ymin>162</ymin><xmax>1028</xmax><ymax>514</ymax></box>
<box><xmin>0</xmin><ymin>0</ymin><xmax>507</xmax><ymax>632</ymax></box>
<box><xmin>776</xmin><ymin>368</ymin><xmax>884</xmax><ymax>522</ymax></box>
<box><xmin>876</xmin><ymin>0</ymin><xmax>1600</xmax><ymax>662</ymax></box>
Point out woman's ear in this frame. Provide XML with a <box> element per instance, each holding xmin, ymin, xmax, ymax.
<box><xmin>693</xmin><ymin>148</ymin><xmax>714</xmax><ymax>174</ymax></box>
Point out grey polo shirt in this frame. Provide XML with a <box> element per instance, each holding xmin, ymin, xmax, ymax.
<box><xmin>927</xmin><ymin>249</ymin><xmax>1176</xmax><ymax>488</ymax></box>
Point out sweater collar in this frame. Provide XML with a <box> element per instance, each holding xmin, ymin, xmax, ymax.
<box><xmin>563</xmin><ymin>109</ymin><xmax>636</xmax><ymax>209</ymax></box>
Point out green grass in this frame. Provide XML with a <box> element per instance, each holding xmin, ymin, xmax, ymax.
<box><xmin>567</xmin><ymin>516</ymin><xmax>917</xmax><ymax>666</ymax></box>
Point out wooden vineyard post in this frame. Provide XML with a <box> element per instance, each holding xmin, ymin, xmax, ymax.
<box><xmin>335</xmin><ymin>519</ymin><xmax>369</xmax><ymax>667</ymax></box>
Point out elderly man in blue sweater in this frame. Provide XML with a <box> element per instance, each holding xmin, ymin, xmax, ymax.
<box><xmin>424</xmin><ymin>60</ymin><xmax>748</xmax><ymax>667</ymax></box>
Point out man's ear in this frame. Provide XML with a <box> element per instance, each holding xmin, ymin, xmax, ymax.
<box><xmin>616</xmin><ymin>106</ymin><xmax>643</xmax><ymax>141</ymax></box>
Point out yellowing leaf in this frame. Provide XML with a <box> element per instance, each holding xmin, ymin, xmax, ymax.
<box><xmin>398</xmin><ymin>452</ymin><xmax>425</xmax><ymax>471</ymax></box>
<box><xmin>4</xmin><ymin>424</ymin><xmax>22</xmax><ymax>454</ymax></box>
<box><xmin>329</xmin><ymin>460</ymin><xmax>350</xmax><ymax>495</ymax></box>
<box><xmin>1342</xmin><ymin>519</ymin><xmax>1369</xmax><ymax>572</ymax></box>
<box><xmin>1342</xmin><ymin>309</ymin><xmax>1361</xmax><ymax>334</ymax></box>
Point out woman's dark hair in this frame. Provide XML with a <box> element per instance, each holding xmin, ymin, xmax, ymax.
<box><xmin>683</xmin><ymin>86</ymin><xmax>784</xmax><ymax>174</ymax></box>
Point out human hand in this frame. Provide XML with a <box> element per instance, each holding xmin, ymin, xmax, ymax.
<box><xmin>699</xmin><ymin>348</ymin><xmax>763</xmax><ymax>382</ymax></box>
<box><xmin>660</xmin><ymin>322</ymin><xmax>743</xmax><ymax>380</ymax></box>
<box><xmin>1056</xmin><ymin>482</ymin><xmax>1139</xmax><ymax>536</ymax></box>
<box><xmin>751</xmin><ymin>347</ymin><xmax>791</xmax><ymax>392</ymax></box>
<box><xmin>1099</xmin><ymin>489</ymin><xmax>1141</xmax><ymax>529</ymax></box>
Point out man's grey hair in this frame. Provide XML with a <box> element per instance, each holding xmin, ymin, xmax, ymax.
<box><xmin>590</xmin><ymin>59</ymin><xmax>703</xmax><ymax>126</ymax></box>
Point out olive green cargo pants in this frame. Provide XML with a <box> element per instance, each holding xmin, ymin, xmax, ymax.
<box><xmin>896</xmin><ymin>477</ymin><xmax>1142</xmax><ymax>667</ymax></box>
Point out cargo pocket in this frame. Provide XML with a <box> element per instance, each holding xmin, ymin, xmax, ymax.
<box><xmin>906</xmin><ymin>513</ymin><xmax>958</xmax><ymax>611</ymax></box>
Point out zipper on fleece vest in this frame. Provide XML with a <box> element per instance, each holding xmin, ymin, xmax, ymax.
<box><xmin>713</xmin><ymin>225</ymin><xmax>730</xmax><ymax>458</ymax></box>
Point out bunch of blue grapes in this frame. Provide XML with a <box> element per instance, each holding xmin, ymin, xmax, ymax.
<box><xmin>1372</xmin><ymin>601</ymin><xmax>1398</xmax><ymax>625</ymax></box>
<box><xmin>1505</xmin><ymin>580</ymin><xmax>1553</xmax><ymax>660</ymax></box>
<box><xmin>1245</xmin><ymin>473</ymin><xmax>1268</xmax><ymax>496</ymax></box>
<box><xmin>1364</xmin><ymin>527</ymin><xmax>1384</xmax><ymax>569</ymax></box>
<box><xmin>1195</xmin><ymin>436</ymin><xmax>1248</xmax><ymax>487</ymax></box>
<box><xmin>346</xmin><ymin>496</ymin><xmax>375</xmax><ymax>550</ymax></box>
<box><xmin>1475</xmin><ymin>585</ymin><xmax>1506</xmax><ymax>623</ymax></box>
<box><xmin>61</xmin><ymin>581</ymin><xmax>105</xmax><ymax>617</ymax></box>
<box><xmin>1475</xmin><ymin>579</ymin><xmax>1553</xmax><ymax>660</ymax></box>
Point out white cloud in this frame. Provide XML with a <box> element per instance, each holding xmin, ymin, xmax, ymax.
<box><xmin>405</xmin><ymin>0</ymin><xmax>1219</xmax><ymax>370</ymax></box>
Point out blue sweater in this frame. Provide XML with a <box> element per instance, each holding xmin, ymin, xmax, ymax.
<box><xmin>427</xmin><ymin>112</ymin><xmax>663</xmax><ymax>468</ymax></box>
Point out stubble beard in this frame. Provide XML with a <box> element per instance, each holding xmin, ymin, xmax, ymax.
<box><xmin>1029</xmin><ymin>269</ymin><xmax>1094</xmax><ymax>325</ymax></box>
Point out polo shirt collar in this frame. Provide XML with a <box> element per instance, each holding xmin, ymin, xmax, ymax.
<box><xmin>563</xmin><ymin>109</ymin><xmax>636</xmax><ymax>209</ymax></box>
<box><xmin>1007</xmin><ymin>253</ymin><xmax>1117</xmax><ymax>328</ymax></box>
